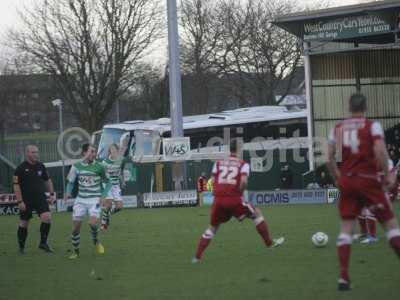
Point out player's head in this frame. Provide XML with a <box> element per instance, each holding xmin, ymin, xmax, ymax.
<box><xmin>108</xmin><ymin>143</ymin><xmax>119</xmax><ymax>158</ymax></box>
<box><xmin>82</xmin><ymin>143</ymin><xmax>96</xmax><ymax>162</ymax></box>
<box><xmin>25</xmin><ymin>145</ymin><xmax>39</xmax><ymax>163</ymax></box>
<box><xmin>349</xmin><ymin>93</ymin><xmax>367</xmax><ymax>114</ymax></box>
<box><xmin>229</xmin><ymin>139</ymin><xmax>238</xmax><ymax>154</ymax></box>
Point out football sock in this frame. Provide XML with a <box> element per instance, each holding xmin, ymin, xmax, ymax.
<box><xmin>254</xmin><ymin>217</ymin><xmax>272</xmax><ymax>246</ymax></box>
<box><xmin>112</xmin><ymin>207</ymin><xmax>121</xmax><ymax>214</ymax></box>
<box><xmin>358</xmin><ymin>216</ymin><xmax>367</xmax><ymax>236</ymax></box>
<box><xmin>101</xmin><ymin>207</ymin><xmax>111</xmax><ymax>225</ymax></box>
<box><xmin>387</xmin><ymin>229</ymin><xmax>400</xmax><ymax>258</ymax></box>
<box><xmin>366</xmin><ymin>218</ymin><xmax>376</xmax><ymax>238</ymax></box>
<box><xmin>40</xmin><ymin>222</ymin><xmax>51</xmax><ymax>244</ymax></box>
<box><xmin>71</xmin><ymin>231</ymin><xmax>80</xmax><ymax>253</ymax></box>
<box><xmin>337</xmin><ymin>233</ymin><xmax>352</xmax><ymax>282</ymax></box>
<box><xmin>17</xmin><ymin>226</ymin><xmax>28</xmax><ymax>250</ymax></box>
<box><xmin>90</xmin><ymin>224</ymin><xmax>99</xmax><ymax>245</ymax></box>
<box><xmin>195</xmin><ymin>228</ymin><xmax>214</xmax><ymax>259</ymax></box>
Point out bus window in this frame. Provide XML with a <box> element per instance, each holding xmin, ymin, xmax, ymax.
<box><xmin>98</xmin><ymin>128</ymin><xmax>127</xmax><ymax>159</ymax></box>
<box><xmin>134</xmin><ymin>129</ymin><xmax>161</xmax><ymax>156</ymax></box>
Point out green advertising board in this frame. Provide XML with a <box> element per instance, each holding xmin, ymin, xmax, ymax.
<box><xmin>303</xmin><ymin>14</ymin><xmax>393</xmax><ymax>41</ymax></box>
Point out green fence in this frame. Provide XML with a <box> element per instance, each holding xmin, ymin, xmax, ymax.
<box><xmin>0</xmin><ymin>160</ymin><xmax>14</xmax><ymax>193</ymax></box>
<box><xmin>0</xmin><ymin>137</ymin><xmax>59</xmax><ymax>165</ymax></box>
<box><xmin>0</xmin><ymin>136</ymin><xmax>60</xmax><ymax>193</ymax></box>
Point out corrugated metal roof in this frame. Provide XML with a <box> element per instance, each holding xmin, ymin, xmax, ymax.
<box><xmin>103</xmin><ymin>105</ymin><xmax>307</xmax><ymax>133</ymax></box>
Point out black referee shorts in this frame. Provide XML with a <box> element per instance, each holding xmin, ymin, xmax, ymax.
<box><xmin>20</xmin><ymin>196</ymin><xmax>50</xmax><ymax>221</ymax></box>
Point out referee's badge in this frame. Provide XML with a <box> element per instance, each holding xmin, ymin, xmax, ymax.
<box><xmin>38</xmin><ymin>170</ymin><xmax>42</xmax><ymax>176</ymax></box>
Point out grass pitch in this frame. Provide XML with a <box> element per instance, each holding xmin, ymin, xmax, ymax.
<box><xmin>0</xmin><ymin>204</ymin><xmax>399</xmax><ymax>300</ymax></box>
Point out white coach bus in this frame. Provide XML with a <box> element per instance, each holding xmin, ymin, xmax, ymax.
<box><xmin>96</xmin><ymin>105</ymin><xmax>308</xmax><ymax>162</ymax></box>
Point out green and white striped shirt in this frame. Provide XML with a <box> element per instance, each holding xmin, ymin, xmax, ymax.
<box><xmin>67</xmin><ymin>161</ymin><xmax>111</xmax><ymax>204</ymax></box>
<box><xmin>100</xmin><ymin>157</ymin><xmax>127</xmax><ymax>186</ymax></box>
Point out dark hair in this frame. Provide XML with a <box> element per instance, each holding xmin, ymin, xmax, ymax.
<box><xmin>349</xmin><ymin>93</ymin><xmax>367</xmax><ymax>113</ymax></box>
<box><xmin>230</xmin><ymin>139</ymin><xmax>238</xmax><ymax>153</ymax></box>
<box><xmin>81</xmin><ymin>143</ymin><xmax>93</xmax><ymax>154</ymax></box>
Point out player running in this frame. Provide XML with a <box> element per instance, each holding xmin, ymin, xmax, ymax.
<box><xmin>327</xmin><ymin>93</ymin><xmax>400</xmax><ymax>291</ymax></box>
<box><xmin>192</xmin><ymin>140</ymin><xmax>284</xmax><ymax>263</ymax></box>
<box><xmin>100</xmin><ymin>143</ymin><xmax>128</xmax><ymax>230</ymax></box>
<box><xmin>65</xmin><ymin>143</ymin><xmax>111</xmax><ymax>259</ymax></box>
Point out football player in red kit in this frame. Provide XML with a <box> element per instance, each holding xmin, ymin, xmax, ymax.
<box><xmin>192</xmin><ymin>140</ymin><xmax>285</xmax><ymax>263</ymax></box>
<box><xmin>357</xmin><ymin>159</ymin><xmax>398</xmax><ymax>244</ymax></box>
<box><xmin>327</xmin><ymin>93</ymin><xmax>400</xmax><ymax>291</ymax></box>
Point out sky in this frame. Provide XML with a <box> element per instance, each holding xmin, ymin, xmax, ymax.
<box><xmin>0</xmin><ymin>0</ymin><xmax>372</xmax><ymax>67</ymax></box>
<box><xmin>0</xmin><ymin>0</ymin><xmax>369</xmax><ymax>36</ymax></box>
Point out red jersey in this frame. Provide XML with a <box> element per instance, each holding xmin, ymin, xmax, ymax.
<box><xmin>196</xmin><ymin>176</ymin><xmax>207</xmax><ymax>192</ymax></box>
<box><xmin>212</xmin><ymin>155</ymin><xmax>250</xmax><ymax>197</ymax></box>
<box><xmin>387</xmin><ymin>159</ymin><xmax>399</xmax><ymax>202</ymax></box>
<box><xmin>329</xmin><ymin>117</ymin><xmax>384</xmax><ymax>177</ymax></box>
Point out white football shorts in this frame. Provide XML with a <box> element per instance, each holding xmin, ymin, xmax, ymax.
<box><xmin>106</xmin><ymin>185</ymin><xmax>123</xmax><ymax>202</ymax></box>
<box><xmin>72</xmin><ymin>202</ymin><xmax>101</xmax><ymax>221</ymax></box>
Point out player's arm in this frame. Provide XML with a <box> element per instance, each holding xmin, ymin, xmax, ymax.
<box><xmin>44</xmin><ymin>179</ymin><xmax>55</xmax><ymax>194</ymax></box>
<box><xmin>239</xmin><ymin>163</ymin><xmax>250</xmax><ymax>193</ymax></box>
<box><xmin>100</xmin><ymin>166</ymin><xmax>112</xmax><ymax>199</ymax></box>
<box><xmin>45</xmin><ymin>179</ymin><xmax>56</xmax><ymax>203</ymax></box>
<box><xmin>209</xmin><ymin>162</ymin><xmax>219</xmax><ymax>192</ymax></box>
<box><xmin>240</xmin><ymin>174</ymin><xmax>248</xmax><ymax>193</ymax></box>
<box><xmin>374</xmin><ymin>139</ymin><xmax>393</xmax><ymax>188</ymax></box>
<box><xmin>326</xmin><ymin>128</ymin><xmax>341</xmax><ymax>182</ymax></box>
<box><xmin>371</xmin><ymin>122</ymin><xmax>393</xmax><ymax>188</ymax></box>
<box><xmin>13</xmin><ymin>173</ymin><xmax>23</xmax><ymax>202</ymax></box>
<box><xmin>13</xmin><ymin>168</ymin><xmax>26</xmax><ymax>211</ymax></box>
<box><xmin>120</xmin><ymin>157</ymin><xmax>129</xmax><ymax>187</ymax></box>
<box><xmin>387</xmin><ymin>160</ymin><xmax>397</xmax><ymax>191</ymax></box>
<box><xmin>374</xmin><ymin>139</ymin><xmax>389</xmax><ymax>176</ymax></box>
<box><xmin>14</xmin><ymin>183</ymin><xmax>26</xmax><ymax>212</ymax></box>
<box><xmin>65</xmin><ymin>165</ymin><xmax>78</xmax><ymax>199</ymax></box>
<box><xmin>120</xmin><ymin>135</ymin><xmax>130</xmax><ymax>156</ymax></box>
<box><xmin>41</xmin><ymin>165</ymin><xmax>56</xmax><ymax>203</ymax></box>
<box><xmin>327</xmin><ymin>143</ymin><xmax>340</xmax><ymax>181</ymax></box>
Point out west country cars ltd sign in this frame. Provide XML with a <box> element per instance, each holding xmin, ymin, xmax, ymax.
<box><xmin>303</xmin><ymin>15</ymin><xmax>392</xmax><ymax>41</ymax></box>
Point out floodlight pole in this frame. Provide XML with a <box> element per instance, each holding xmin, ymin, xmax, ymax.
<box><xmin>167</xmin><ymin>0</ymin><xmax>186</xmax><ymax>190</ymax></box>
<box><xmin>167</xmin><ymin>0</ymin><xmax>184</xmax><ymax>138</ymax></box>
<box><xmin>53</xmin><ymin>99</ymin><xmax>66</xmax><ymax>198</ymax></box>
<box><xmin>303</xmin><ymin>42</ymin><xmax>315</xmax><ymax>172</ymax></box>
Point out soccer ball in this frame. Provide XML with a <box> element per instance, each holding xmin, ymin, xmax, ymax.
<box><xmin>311</xmin><ymin>232</ymin><xmax>329</xmax><ymax>247</ymax></box>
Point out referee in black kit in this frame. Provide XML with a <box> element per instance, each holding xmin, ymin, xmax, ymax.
<box><xmin>13</xmin><ymin>145</ymin><xmax>56</xmax><ymax>254</ymax></box>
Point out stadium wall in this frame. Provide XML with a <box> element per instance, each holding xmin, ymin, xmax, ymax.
<box><xmin>312</xmin><ymin>49</ymin><xmax>400</xmax><ymax>145</ymax></box>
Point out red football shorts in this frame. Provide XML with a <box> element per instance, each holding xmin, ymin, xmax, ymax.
<box><xmin>338</xmin><ymin>175</ymin><xmax>394</xmax><ymax>223</ymax></box>
<box><xmin>210</xmin><ymin>196</ymin><xmax>256</xmax><ymax>226</ymax></box>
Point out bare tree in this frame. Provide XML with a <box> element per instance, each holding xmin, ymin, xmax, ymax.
<box><xmin>223</xmin><ymin>0</ymin><xmax>302</xmax><ymax>106</ymax></box>
<box><xmin>132</xmin><ymin>65</ymin><xmax>170</xmax><ymax>119</ymax></box>
<box><xmin>9</xmin><ymin>0</ymin><xmax>162</xmax><ymax>132</ymax></box>
<box><xmin>180</xmin><ymin>0</ymin><xmax>303</xmax><ymax>110</ymax></box>
<box><xmin>180</xmin><ymin>0</ymin><xmax>228</xmax><ymax>114</ymax></box>
<box><xmin>217</xmin><ymin>0</ymin><xmax>253</xmax><ymax>107</ymax></box>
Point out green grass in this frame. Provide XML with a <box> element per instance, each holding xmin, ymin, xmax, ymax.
<box><xmin>0</xmin><ymin>204</ymin><xmax>399</xmax><ymax>300</ymax></box>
